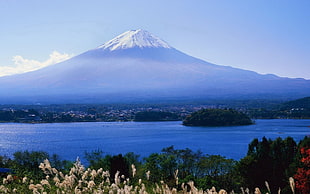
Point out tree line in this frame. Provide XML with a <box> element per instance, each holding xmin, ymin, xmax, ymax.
<box><xmin>183</xmin><ymin>108</ymin><xmax>253</xmax><ymax>126</ymax></box>
<box><xmin>1</xmin><ymin>136</ymin><xmax>309</xmax><ymax>193</ymax></box>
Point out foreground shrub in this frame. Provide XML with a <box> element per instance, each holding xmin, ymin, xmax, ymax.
<box><xmin>294</xmin><ymin>147</ymin><xmax>310</xmax><ymax>194</ymax></box>
<box><xmin>0</xmin><ymin>158</ymin><xmax>298</xmax><ymax>194</ymax></box>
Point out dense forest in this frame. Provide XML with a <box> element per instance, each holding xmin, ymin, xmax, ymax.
<box><xmin>0</xmin><ymin>109</ymin><xmax>41</xmax><ymax>122</ymax></box>
<box><xmin>134</xmin><ymin>111</ymin><xmax>180</xmax><ymax>121</ymax></box>
<box><xmin>0</xmin><ymin>136</ymin><xmax>309</xmax><ymax>193</ymax></box>
<box><xmin>183</xmin><ymin>109</ymin><xmax>253</xmax><ymax>126</ymax></box>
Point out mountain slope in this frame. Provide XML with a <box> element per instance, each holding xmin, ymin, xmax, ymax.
<box><xmin>280</xmin><ymin>97</ymin><xmax>310</xmax><ymax>109</ymax></box>
<box><xmin>0</xmin><ymin>29</ymin><xmax>309</xmax><ymax>104</ymax></box>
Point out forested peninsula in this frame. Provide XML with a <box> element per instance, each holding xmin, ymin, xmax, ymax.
<box><xmin>183</xmin><ymin>108</ymin><xmax>253</xmax><ymax>126</ymax></box>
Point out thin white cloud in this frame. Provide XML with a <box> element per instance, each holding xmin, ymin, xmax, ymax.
<box><xmin>0</xmin><ymin>51</ymin><xmax>73</xmax><ymax>77</ymax></box>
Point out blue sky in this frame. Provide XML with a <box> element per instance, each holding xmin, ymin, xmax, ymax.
<box><xmin>1</xmin><ymin>0</ymin><xmax>309</xmax><ymax>79</ymax></box>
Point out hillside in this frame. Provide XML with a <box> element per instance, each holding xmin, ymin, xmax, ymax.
<box><xmin>280</xmin><ymin>97</ymin><xmax>310</xmax><ymax>110</ymax></box>
<box><xmin>246</xmin><ymin>96</ymin><xmax>310</xmax><ymax>119</ymax></box>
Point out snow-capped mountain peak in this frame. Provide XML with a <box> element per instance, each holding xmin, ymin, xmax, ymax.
<box><xmin>97</xmin><ymin>29</ymin><xmax>172</xmax><ymax>51</ymax></box>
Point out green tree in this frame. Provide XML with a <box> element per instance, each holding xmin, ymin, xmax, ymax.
<box><xmin>84</xmin><ymin>150</ymin><xmax>111</xmax><ymax>170</ymax></box>
<box><xmin>110</xmin><ymin>154</ymin><xmax>130</xmax><ymax>179</ymax></box>
<box><xmin>84</xmin><ymin>151</ymin><xmax>138</xmax><ymax>182</ymax></box>
<box><xmin>143</xmin><ymin>146</ymin><xmax>238</xmax><ymax>191</ymax></box>
<box><xmin>143</xmin><ymin>152</ymin><xmax>177</xmax><ymax>185</ymax></box>
<box><xmin>238</xmin><ymin>137</ymin><xmax>298</xmax><ymax>193</ymax></box>
<box><xmin>197</xmin><ymin>155</ymin><xmax>237</xmax><ymax>190</ymax></box>
<box><xmin>162</xmin><ymin>146</ymin><xmax>202</xmax><ymax>179</ymax></box>
<box><xmin>11</xmin><ymin>151</ymin><xmax>49</xmax><ymax>180</ymax></box>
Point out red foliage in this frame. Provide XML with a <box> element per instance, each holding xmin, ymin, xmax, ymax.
<box><xmin>294</xmin><ymin>147</ymin><xmax>310</xmax><ymax>194</ymax></box>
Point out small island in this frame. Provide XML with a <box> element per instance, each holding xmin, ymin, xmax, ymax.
<box><xmin>183</xmin><ymin>108</ymin><xmax>253</xmax><ymax>126</ymax></box>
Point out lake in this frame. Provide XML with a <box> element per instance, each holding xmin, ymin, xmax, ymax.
<box><xmin>0</xmin><ymin>119</ymin><xmax>309</xmax><ymax>163</ymax></box>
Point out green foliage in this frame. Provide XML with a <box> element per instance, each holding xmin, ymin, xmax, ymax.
<box><xmin>298</xmin><ymin>136</ymin><xmax>310</xmax><ymax>148</ymax></box>
<box><xmin>162</xmin><ymin>146</ymin><xmax>202</xmax><ymax>178</ymax></box>
<box><xmin>237</xmin><ymin>137</ymin><xmax>299</xmax><ymax>193</ymax></box>
<box><xmin>124</xmin><ymin>152</ymin><xmax>141</xmax><ymax>167</ymax></box>
<box><xmin>84</xmin><ymin>150</ymin><xmax>111</xmax><ymax>170</ymax></box>
<box><xmin>0</xmin><ymin>155</ymin><xmax>11</xmax><ymax>168</ymax></box>
<box><xmin>12</xmin><ymin>151</ymin><xmax>48</xmax><ymax>179</ymax></box>
<box><xmin>9</xmin><ymin>151</ymin><xmax>67</xmax><ymax>180</ymax></box>
<box><xmin>183</xmin><ymin>108</ymin><xmax>253</xmax><ymax>126</ymax></box>
<box><xmin>143</xmin><ymin>146</ymin><xmax>238</xmax><ymax>191</ymax></box>
<box><xmin>144</xmin><ymin>152</ymin><xmax>177</xmax><ymax>184</ymax></box>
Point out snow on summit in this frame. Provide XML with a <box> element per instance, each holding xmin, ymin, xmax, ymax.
<box><xmin>98</xmin><ymin>29</ymin><xmax>172</xmax><ymax>51</ymax></box>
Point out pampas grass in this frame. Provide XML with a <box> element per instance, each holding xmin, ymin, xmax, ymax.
<box><xmin>0</xmin><ymin>158</ymin><xmax>297</xmax><ymax>194</ymax></box>
<box><xmin>289</xmin><ymin>177</ymin><xmax>295</xmax><ymax>194</ymax></box>
<box><xmin>265</xmin><ymin>181</ymin><xmax>271</xmax><ymax>194</ymax></box>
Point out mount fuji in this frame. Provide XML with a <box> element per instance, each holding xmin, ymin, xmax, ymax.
<box><xmin>0</xmin><ymin>29</ymin><xmax>309</xmax><ymax>104</ymax></box>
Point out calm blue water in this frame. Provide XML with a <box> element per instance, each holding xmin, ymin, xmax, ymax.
<box><xmin>0</xmin><ymin>119</ymin><xmax>309</xmax><ymax>162</ymax></box>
